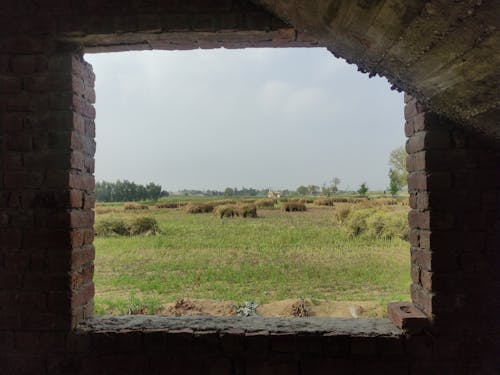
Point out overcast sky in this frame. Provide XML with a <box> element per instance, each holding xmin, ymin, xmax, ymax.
<box><xmin>85</xmin><ymin>48</ymin><xmax>405</xmax><ymax>192</ymax></box>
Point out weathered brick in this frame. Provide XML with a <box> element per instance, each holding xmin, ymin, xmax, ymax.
<box><xmin>0</xmin><ymin>75</ymin><xmax>21</xmax><ymax>93</ymax></box>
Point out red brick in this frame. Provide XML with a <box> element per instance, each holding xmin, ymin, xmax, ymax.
<box><xmin>83</xmin><ymin>193</ymin><xmax>95</xmax><ymax>209</ymax></box>
<box><xmin>404</xmin><ymin>100</ymin><xmax>427</xmax><ymax>120</ymax></box>
<box><xmin>166</xmin><ymin>328</ymin><xmax>194</xmax><ymax>355</ymax></box>
<box><xmin>221</xmin><ymin>329</ymin><xmax>245</xmax><ymax>356</ymax></box>
<box><xmin>388</xmin><ymin>302</ymin><xmax>430</xmax><ymax>333</ymax></box>
<box><xmin>3</xmin><ymin>152</ymin><xmax>23</xmax><ymax>169</ymax></box>
<box><xmin>84</xmin><ymin>118</ymin><xmax>95</xmax><ymax>137</ymax></box>
<box><xmin>71</xmin><ymin>282</ymin><xmax>94</xmax><ymax>309</ymax></box>
<box><xmin>297</xmin><ymin>334</ymin><xmax>322</xmax><ymax>353</ymax></box>
<box><xmin>0</xmin><ymin>330</ymin><xmax>15</xmax><ymax>351</ymax></box>
<box><xmin>23</xmin><ymin>73</ymin><xmax>72</xmax><ymax>92</ymax></box>
<box><xmin>0</xmin><ymin>54</ymin><xmax>9</xmax><ymax>72</ymax></box>
<box><xmin>70</xmin><ymin>263</ymin><xmax>94</xmax><ymax>291</ymax></box>
<box><xmin>270</xmin><ymin>333</ymin><xmax>295</xmax><ymax>353</ymax></box>
<box><xmin>411</xmin><ymin>264</ymin><xmax>420</xmax><ymax>284</ymax></box>
<box><xmin>350</xmin><ymin>336</ymin><xmax>377</xmax><ymax>355</ymax></box>
<box><xmin>112</xmin><ymin>15</ymin><xmax>139</xmax><ymax>33</ymax></box>
<box><xmin>11</xmin><ymin>55</ymin><xmax>42</xmax><ymax>74</ymax></box>
<box><xmin>0</xmin><ymin>75</ymin><xmax>21</xmax><ymax>93</ymax></box>
<box><xmin>245</xmin><ymin>331</ymin><xmax>270</xmax><ymax>358</ymax></box>
<box><xmin>138</xmin><ymin>14</ymin><xmax>162</xmax><ymax>32</ymax></box>
<box><xmin>408</xmin><ymin>210</ymin><xmax>430</xmax><ymax>229</ymax></box>
<box><xmin>406</xmin><ymin>130</ymin><xmax>451</xmax><ymax>153</ymax></box>
<box><xmin>71</xmin><ymin>245</ymin><xmax>95</xmax><ymax>270</ymax></box>
<box><xmin>69</xmin><ymin>190</ymin><xmax>83</xmax><ymax>208</ymax></box>
<box><xmin>7</xmin><ymin>133</ymin><xmax>32</xmax><ymax>151</ymax></box>
<box><xmin>0</xmin><ymin>112</ymin><xmax>23</xmax><ymax>131</ymax></box>
<box><xmin>69</xmin><ymin>210</ymin><xmax>94</xmax><ymax>228</ymax></box>
<box><xmin>49</xmin><ymin>91</ymin><xmax>72</xmax><ymax>110</ymax></box>
<box><xmin>301</xmin><ymin>358</ymin><xmax>353</xmax><ymax>374</ymax></box>
<box><xmin>4</xmin><ymin>172</ymin><xmax>43</xmax><ymax>189</ymax></box>
<box><xmin>3</xmin><ymin>36</ymin><xmax>45</xmax><ymax>54</ymax></box>
<box><xmin>69</xmin><ymin>173</ymin><xmax>94</xmax><ymax>191</ymax></box>
<box><xmin>411</xmin><ymin>283</ymin><xmax>433</xmax><ymax>315</ymax></box>
<box><xmin>246</xmin><ymin>359</ymin><xmax>299</xmax><ymax>375</ymax></box>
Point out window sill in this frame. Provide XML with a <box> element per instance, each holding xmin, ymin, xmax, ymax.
<box><xmin>77</xmin><ymin>315</ymin><xmax>403</xmax><ymax>336</ymax></box>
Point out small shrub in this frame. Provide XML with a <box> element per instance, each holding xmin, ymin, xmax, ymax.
<box><xmin>238</xmin><ymin>204</ymin><xmax>258</xmax><ymax>218</ymax></box>
<box><xmin>282</xmin><ymin>201</ymin><xmax>306</xmax><ymax>212</ymax></box>
<box><xmin>156</xmin><ymin>202</ymin><xmax>178</xmax><ymax>209</ymax></box>
<box><xmin>177</xmin><ymin>201</ymin><xmax>189</xmax><ymax>207</ymax></box>
<box><xmin>314</xmin><ymin>198</ymin><xmax>334</xmax><ymax>206</ymax></box>
<box><xmin>279</xmin><ymin>197</ymin><xmax>289</xmax><ymax>202</ymax></box>
<box><xmin>94</xmin><ymin>217</ymin><xmax>129</xmax><ymax>236</ymax></box>
<box><xmin>378</xmin><ymin>211</ymin><xmax>409</xmax><ymax>240</ymax></box>
<box><xmin>214</xmin><ymin>205</ymin><xmax>237</xmax><ymax>218</ymax></box>
<box><xmin>124</xmin><ymin>202</ymin><xmax>149</xmax><ymax>210</ymax></box>
<box><xmin>343</xmin><ymin>208</ymin><xmax>409</xmax><ymax>240</ymax></box>
<box><xmin>127</xmin><ymin>216</ymin><xmax>160</xmax><ymax>236</ymax></box>
<box><xmin>343</xmin><ymin>209</ymin><xmax>372</xmax><ymax>236</ymax></box>
<box><xmin>255</xmin><ymin>198</ymin><xmax>277</xmax><ymax>208</ymax></box>
<box><xmin>95</xmin><ymin>216</ymin><xmax>160</xmax><ymax>236</ymax></box>
<box><xmin>185</xmin><ymin>202</ymin><xmax>214</xmax><ymax>214</ymax></box>
<box><xmin>334</xmin><ymin>205</ymin><xmax>351</xmax><ymax>224</ymax></box>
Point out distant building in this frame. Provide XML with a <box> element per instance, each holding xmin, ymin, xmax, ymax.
<box><xmin>267</xmin><ymin>191</ymin><xmax>281</xmax><ymax>198</ymax></box>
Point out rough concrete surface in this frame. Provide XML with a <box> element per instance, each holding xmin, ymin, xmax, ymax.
<box><xmin>78</xmin><ymin>315</ymin><xmax>403</xmax><ymax>336</ymax></box>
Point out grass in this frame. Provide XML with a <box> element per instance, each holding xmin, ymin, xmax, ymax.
<box><xmin>93</xmin><ymin>202</ymin><xmax>411</xmax><ymax>315</ymax></box>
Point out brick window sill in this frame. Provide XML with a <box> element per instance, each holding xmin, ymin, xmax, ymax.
<box><xmin>76</xmin><ymin>315</ymin><xmax>403</xmax><ymax>336</ymax></box>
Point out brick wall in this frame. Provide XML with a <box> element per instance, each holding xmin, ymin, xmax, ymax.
<box><xmin>405</xmin><ymin>96</ymin><xmax>499</xmax><ymax>373</ymax></box>
<box><xmin>0</xmin><ymin>1</ymin><xmax>499</xmax><ymax>374</ymax></box>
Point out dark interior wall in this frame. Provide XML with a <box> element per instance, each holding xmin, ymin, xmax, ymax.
<box><xmin>405</xmin><ymin>98</ymin><xmax>500</xmax><ymax>373</ymax></box>
<box><xmin>0</xmin><ymin>1</ymin><xmax>498</xmax><ymax>374</ymax></box>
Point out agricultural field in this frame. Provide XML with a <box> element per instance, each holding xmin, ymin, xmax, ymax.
<box><xmin>93</xmin><ymin>197</ymin><xmax>411</xmax><ymax>318</ymax></box>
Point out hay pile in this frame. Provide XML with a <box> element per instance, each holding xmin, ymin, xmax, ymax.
<box><xmin>282</xmin><ymin>201</ymin><xmax>307</xmax><ymax>212</ymax></box>
<box><xmin>95</xmin><ymin>216</ymin><xmax>160</xmax><ymax>236</ymax></box>
<box><xmin>124</xmin><ymin>202</ymin><xmax>149</xmax><ymax>210</ymax></box>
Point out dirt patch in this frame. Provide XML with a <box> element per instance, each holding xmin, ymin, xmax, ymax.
<box><xmin>159</xmin><ymin>298</ymin><xmax>383</xmax><ymax>318</ymax></box>
<box><xmin>307</xmin><ymin>300</ymin><xmax>383</xmax><ymax>318</ymax></box>
<box><xmin>257</xmin><ymin>299</ymin><xmax>382</xmax><ymax>318</ymax></box>
<box><xmin>162</xmin><ymin>298</ymin><xmax>236</xmax><ymax>316</ymax></box>
<box><xmin>257</xmin><ymin>299</ymin><xmax>310</xmax><ymax>317</ymax></box>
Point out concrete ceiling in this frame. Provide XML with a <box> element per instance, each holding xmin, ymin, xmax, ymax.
<box><xmin>44</xmin><ymin>0</ymin><xmax>499</xmax><ymax>140</ymax></box>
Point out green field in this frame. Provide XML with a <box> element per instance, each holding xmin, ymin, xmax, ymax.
<box><xmin>93</xmin><ymin>198</ymin><xmax>411</xmax><ymax>316</ymax></box>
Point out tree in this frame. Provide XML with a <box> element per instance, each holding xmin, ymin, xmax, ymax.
<box><xmin>146</xmin><ymin>182</ymin><xmax>162</xmax><ymax>201</ymax></box>
<box><xmin>296</xmin><ymin>185</ymin><xmax>308</xmax><ymax>196</ymax></box>
<box><xmin>94</xmin><ymin>180</ymin><xmax>166</xmax><ymax>202</ymax></box>
<box><xmin>388</xmin><ymin>169</ymin><xmax>402</xmax><ymax>196</ymax></box>
<box><xmin>224</xmin><ymin>187</ymin><xmax>234</xmax><ymax>197</ymax></box>
<box><xmin>332</xmin><ymin>177</ymin><xmax>340</xmax><ymax>190</ymax></box>
<box><xmin>322</xmin><ymin>177</ymin><xmax>341</xmax><ymax>196</ymax></box>
<box><xmin>389</xmin><ymin>146</ymin><xmax>408</xmax><ymax>187</ymax></box>
<box><xmin>358</xmin><ymin>182</ymin><xmax>369</xmax><ymax>196</ymax></box>
<box><xmin>307</xmin><ymin>185</ymin><xmax>320</xmax><ymax>195</ymax></box>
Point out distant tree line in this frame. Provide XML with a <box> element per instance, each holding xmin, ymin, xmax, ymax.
<box><xmin>296</xmin><ymin>177</ymin><xmax>341</xmax><ymax>197</ymax></box>
<box><xmin>96</xmin><ymin>180</ymin><xmax>168</xmax><ymax>202</ymax></box>
<box><xmin>223</xmin><ymin>187</ymin><xmax>268</xmax><ymax>197</ymax></box>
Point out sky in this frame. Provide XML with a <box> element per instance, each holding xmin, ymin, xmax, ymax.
<box><xmin>85</xmin><ymin>48</ymin><xmax>405</xmax><ymax>192</ymax></box>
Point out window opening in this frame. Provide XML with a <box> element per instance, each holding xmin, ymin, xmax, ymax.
<box><xmin>85</xmin><ymin>48</ymin><xmax>410</xmax><ymax>319</ymax></box>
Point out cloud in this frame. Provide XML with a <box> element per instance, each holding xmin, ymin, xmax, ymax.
<box><xmin>85</xmin><ymin>48</ymin><xmax>404</xmax><ymax>191</ymax></box>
